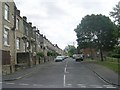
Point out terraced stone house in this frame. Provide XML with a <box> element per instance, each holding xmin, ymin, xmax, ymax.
<box><xmin>0</xmin><ymin>0</ymin><xmax>65</xmax><ymax>75</ymax></box>
<box><xmin>0</xmin><ymin>1</ymin><xmax>16</xmax><ymax>74</ymax></box>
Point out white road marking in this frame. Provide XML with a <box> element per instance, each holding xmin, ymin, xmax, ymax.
<box><xmin>64</xmin><ymin>62</ymin><xmax>69</xmax><ymax>74</ymax></box>
<box><xmin>67</xmin><ymin>84</ymin><xmax>72</xmax><ymax>86</ymax></box>
<box><xmin>64</xmin><ymin>74</ymin><xmax>66</xmax><ymax>87</ymax></box>
<box><xmin>90</xmin><ymin>85</ymin><xmax>103</xmax><ymax>88</ymax></box>
<box><xmin>19</xmin><ymin>83</ymin><xmax>29</xmax><ymax>86</ymax></box>
<box><xmin>103</xmin><ymin>85</ymin><xmax>116</xmax><ymax>88</ymax></box>
<box><xmin>106</xmin><ymin>86</ymin><xmax>117</xmax><ymax>88</ymax></box>
<box><xmin>77</xmin><ymin>84</ymin><xmax>85</xmax><ymax>86</ymax></box>
<box><xmin>65</xmin><ymin>67</ymin><xmax>67</xmax><ymax>73</ymax></box>
<box><xmin>66</xmin><ymin>84</ymin><xmax>72</xmax><ymax>87</ymax></box>
<box><xmin>64</xmin><ymin>67</ymin><xmax>69</xmax><ymax>73</ymax></box>
<box><xmin>6</xmin><ymin>83</ymin><xmax>15</xmax><ymax>85</ymax></box>
<box><xmin>0</xmin><ymin>82</ymin><xmax>2</xmax><ymax>84</ymax></box>
<box><xmin>33</xmin><ymin>84</ymin><xmax>43</xmax><ymax>86</ymax></box>
<box><xmin>103</xmin><ymin>85</ymin><xmax>113</xmax><ymax>87</ymax></box>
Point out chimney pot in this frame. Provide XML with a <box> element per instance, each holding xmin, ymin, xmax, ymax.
<box><xmin>16</xmin><ymin>9</ymin><xmax>20</xmax><ymax>16</ymax></box>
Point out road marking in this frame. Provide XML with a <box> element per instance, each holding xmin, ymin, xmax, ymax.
<box><xmin>77</xmin><ymin>84</ymin><xmax>85</xmax><ymax>86</ymax></box>
<box><xmin>33</xmin><ymin>84</ymin><xmax>43</xmax><ymax>86</ymax></box>
<box><xmin>64</xmin><ymin>74</ymin><xmax>66</xmax><ymax>87</ymax></box>
<box><xmin>19</xmin><ymin>83</ymin><xmax>29</xmax><ymax>86</ymax></box>
<box><xmin>90</xmin><ymin>85</ymin><xmax>103</xmax><ymax>88</ymax></box>
<box><xmin>65</xmin><ymin>67</ymin><xmax>67</xmax><ymax>72</ymax></box>
<box><xmin>64</xmin><ymin>67</ymin><xmax>69</xmax><ymax>73</ymax></box>
<box><xmin>103</xmin><ymin>85</ymin><xmax>117</xmax><ymax>88</ymax></box>
<box><xmin>6</xmin><ymin>83</ymin><xmax>15</xmax><ymax>85</ymax></box>
<box><xmin>0</xmin><ymin>82</ymin><xmax>2</xmax><ymax>84</ymax></box>
<box><xmin>66</xmin><ymin>84</ymin><xmax>72</xmax><ymax>87</ymax></box>
<box><xmin>106</xmin><ymin>86</ymin><xmax>117</xmax><ymax>88</ymax></box>
<box><xmin>77</xmin><ymin>84</ymin><xmax>86</xmax><ymax>88</ymax></box>
<box><xmin>64</xmin><ymin>62</ymin><xmax>69</xmax><ymax>74</ymax></box>
<box><xmin>103</xmin><ymin>85</ymin><xmax>113</xmax><ymax>87</ymax></box>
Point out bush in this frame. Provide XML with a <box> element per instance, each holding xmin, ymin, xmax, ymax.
<box><xmin>111</xmin><ymin>54</ymin><xmax>120</xmax><ymax>58</ymax></box>
<box><xmin>37</xmin><ymin>52</ymin><xmax>44</xmax><ymax>58</ymax></box>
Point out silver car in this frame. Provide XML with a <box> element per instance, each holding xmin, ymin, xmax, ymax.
<box><xmin>55</xmin><ymin>56</ymin><xmax>64</xmax><ymax>62</ymax></box>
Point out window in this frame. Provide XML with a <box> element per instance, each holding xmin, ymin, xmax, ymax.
<box><xmin>16</xmin><ymin>18</ymin><xmax>19</xmax><ymax>30</ymax></box>
<box><xmin>16</xmin><ymin>38</ymin><xmax>20</xmax><ymax>50</ymax></box>
<box><xmin>26</xmin><ymin>27</ymin><xmax>28</xmax><ymax>36</ymax></box>
<box><xmin>3</xmin><ymin>27</ymin><xmax>9</xmax><ymax>46</ymax></box>
<box><xmin>4</xmin><ymin>4</ymin><xmax>9</xmax><ymax>20</ymax></box>
<box><xmin>23</xmin><ymin>42</ymin><xmax>26</xmax><ymax>52</ymax></box>
<box><xmin>26</xmin><ymin>41</ymin><xmax>29</xmax><ymax>49</ymax></box>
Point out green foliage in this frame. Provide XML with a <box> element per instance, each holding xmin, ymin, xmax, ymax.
<box><xmin>36</xmin><ymin>52</ymin><xmax>44</xmax><ymax>58</ymax></box>
<box><xmin>74</xmin><ymin>14</ymin><xmax>117</xmax><ymax>51</ymax></box>
<box><xmin>47</xmin><ymin>51</ymin><xmax>56</xmax><ymax>56</ymax></box>
<box><xmin>64</xmin><ymin>45</ymin><xmax>77</xmax><ymax>56</ymax></box>
<box><xmin>108</xmin><ymin>46</ymin><xmax>120</xmax><ymax>58</ymax></box>
<box><xmin>47</xmin><ymin>51</ymin><xmax>52</xmax><ymax>56</ymax></box>
<box><xmin>97</xmin><ymin>61</ymin><xmax>119</xmax><ymax>73</ymax></box>
<box><xmin>110</xmin><ymin>1</ymin><xmax>120</xmax><ymax>25</ymax></box>
<box><xmin>112</xmin><ymin>46</ymin><xmax>120</xmax><ymax>58</ymax></box>
<box><xmin>110</xmin><ymin>1</ymin><xmax>120</xmax><ymax>44</ymax></box>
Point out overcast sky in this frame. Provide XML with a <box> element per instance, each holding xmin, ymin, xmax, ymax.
<box><xmin>14</xmin><ymin>0</ymin><xmax>119</xmax><ymax>50</ymax></box>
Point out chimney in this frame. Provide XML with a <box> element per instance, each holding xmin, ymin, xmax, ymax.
<box><xmin>29</xmin><ymin>22</ymin><xmax>32</xmax><ymax>26</ymax></box>
<box><xmin>16</xmin><ymin>9</ymin><xmax>20</xmax><ymax>16</ymax></box>
<box><xmin>32</xmin><ymin>26</ymin><xmax>36</xmax><ymax>32</ymax></box>
<box><xmin>32</xmin><ymin>26</ymin><xmax>36</xmax><ymax>29</ymax></box>
<box><xmin>23</xmin><ymin>16</ymin><xmax>27</xmax><ymax>21</ymax></box>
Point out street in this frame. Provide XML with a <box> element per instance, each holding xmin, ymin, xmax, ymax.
<box><xmin>2</xmin><ymin>58</ymin><xmax>117</xmax><ymax>88</ymax></box>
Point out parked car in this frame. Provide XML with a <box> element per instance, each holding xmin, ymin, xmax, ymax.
<box><xmin>54</xmin><ymin>56</ymin><xmax>64</xmax><ymax>62</ymax></box>
<box><xmin>74</xmin><ymin>54</ymin><xmax>84</xmax><ymax>62</ymax></box>
<box><xmin>61</xmin><ymin>55</ymin><xmax>68</xmax><ymax>60</ymax></box>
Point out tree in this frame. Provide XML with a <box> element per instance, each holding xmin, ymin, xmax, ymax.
<box><xmin>74</xmin><ymin>14</ymin><xmax>117</xmax><ymax>61</ymax></box>
<box><xmin>64</xmin><ymin>45</ymin><xmax>77</xmax><ymax>57</ymax></box>
<box><xmin>110</xmin><ymin>1</ymin><xmax>120</xmax><ymax>45</ymax></box>
<box><xmin>110</xmin><ymin>1</ymin><xmax>120</xmax><ymax>26</ymax></box>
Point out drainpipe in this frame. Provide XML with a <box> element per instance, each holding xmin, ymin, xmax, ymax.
<box><xmin>28</xmin><ymin>22</ymin><xmax>32</xmax><ymax>67</ymax></box>
<box><xmin>11</xmin><ymin>4</ymin><xmax>17</xmax><ymax>73</ymax></box>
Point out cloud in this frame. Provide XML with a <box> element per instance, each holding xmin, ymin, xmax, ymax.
<box><xmin>14</xmin><ymin>0</ymin><xmax>119</xmax><ymax>49</ymax></box>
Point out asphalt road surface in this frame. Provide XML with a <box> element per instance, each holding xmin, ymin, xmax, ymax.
<box><xmin>2</xmin><ymin>58</ymin><xmax>117</xmax><ymax>88</ymax></box>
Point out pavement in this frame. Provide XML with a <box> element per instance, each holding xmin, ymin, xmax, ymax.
<box><xmin>84</xmin><ymin>61</ymin><xmax>120</xmax><ymax>87</ymax></box>
<box><xmin>2</xmin><ymin>59</ymin><xmax>120</xmax><ymax>87</ymax></box>
<box><xmin>2</xmin><ymin>62</ymin><xmax>51</xmax><ymax>81</ymax></box>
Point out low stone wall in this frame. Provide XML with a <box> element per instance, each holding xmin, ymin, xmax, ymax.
<box><xmin>2</xmin><ymin>65</ymin><xmax>11</xmax><ymax>75</ymax></box>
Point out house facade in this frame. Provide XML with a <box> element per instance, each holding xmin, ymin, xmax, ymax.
<box><xmin>0</xmin><ymin>1</ymin><xmax>16</xmax><ymax>74</ymax></box>
<box><xmin>1</xmin><ymin>1</ymin><xmax>65</xmax><ymax>75</ymax></box>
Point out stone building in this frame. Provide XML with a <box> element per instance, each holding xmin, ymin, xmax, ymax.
<box><xmin>1</xmin><ymin>0</ymin><xmax>65</xmax><ymax>75</ymax></box>
<box><xmin>0</xmin><ymin>1</ymin><xmax>16</xmax><ymax>74</ymax></box>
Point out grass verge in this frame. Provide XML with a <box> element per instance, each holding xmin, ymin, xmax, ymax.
<box><xmin>86</xmin><ymin>58</ymin><xmax>119</xmax><ymax>74</ymax></box>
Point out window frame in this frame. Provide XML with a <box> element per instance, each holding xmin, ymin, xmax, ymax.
<box><xmin>16</xmin><ymin>37</ymin><xmax>20</xmax><ymax>50</ymax></box>
<box><xmin>4</xmin><ymin>3</ymin><xmax>9</xmax><ymax>21</ymax></box>
<box><xmin>16</xmin><ymin>18</ymin><xmax>19</xmax><ymax>30</ymax></box>
<box><xmin>3</xmin><ymin>25</ymin><xmax>10</xmax><ymax>46</ymax></box>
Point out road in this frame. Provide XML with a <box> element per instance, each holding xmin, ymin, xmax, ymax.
<box><xmin>2</xmin><ymin>58</ymin><xmax>117</xmax><ymax>88</ymax></box>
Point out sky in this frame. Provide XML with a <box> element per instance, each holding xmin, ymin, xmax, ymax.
<box><xmin>14</xmin><ymin>0</ymin><xmax>119</xmax><ymax>50</ymax></box>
